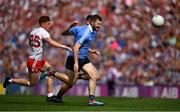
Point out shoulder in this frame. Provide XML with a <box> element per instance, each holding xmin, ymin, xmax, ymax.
<box><xmin>31</xmin><ymin>27</ymin><xmax>50</xmax><ymax>38</ymax></box>
<box><xmin>69</xmin><ymin>26</ymin><xmax>81</xmax><ymax>35</ymax></box>
<box><xmin>39</xmin><ymin>27</ymin><xmax>49</xmax><ymax>34</ymax></box>
<box><xmin>31</xmin><ymin>27</ymin><xmax>48</xmax><ymax>34</ymax></box>
<box><xmin>79</xmin><ymin>25</ymin><xmax>90</xmax><ymax>32</ymax></box>
<box><xmin>82</xmin><ymin>25</ymin><xmax>89</xmax><ymax>29</ymax></box>
<box><xmin>70</xmin><ymin>26</ymin><xmax>81</xmax><ymax>30</ymax></box>
<box><xmin>31</xmin><ymin>28</ymin><xmax>38</xmax><ymax>34</ymax></box>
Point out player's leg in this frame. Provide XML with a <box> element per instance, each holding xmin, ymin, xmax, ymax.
<box><xmin>43</xmin><ymin>63</ymin><xmax>72</xmax><ymax>86</ymax></box>
<box><xmin>82</xmin><ymin>63</ymin><xmax>99</xmax><ymax>96</ymax></box>
<box><xmin>3</xmin><ymin>58</ymin><xmax>48</xmax><ymax>88</ymax></box>
<box><xmin>14</xmin><ymin>72</ymin><xmax>37</xmax><ymax>86</ymax></box>
<box><xmin>56</xmin><ymin>69</ymin><xmax>74</xmax><ymax>101</ymax></box>
<box><xmin>46</xmin><ymin>76</ymin><xmax>62</xmax><ymax>103</ymax></box>
<box><xmin>56</xmin><ymin>56</ymin><xmax>78</xmax><ymax>100</ymax></box>
<box><xmin>3</xmin><ymin>71</ymin><xmax>38</xmax><ymax>88</ymax></box>
<box><xmin>52</xmin><ymin>72</ymin><xmax>73</xmax><ymax>85</ymax></box>
<box><xmin>39</xmin><ymin>69</ymin><xmax>90</xmax><ymax>81</ymax></box>
<box><xmin>82</xmin><ymin>63</ymin><xmax>104</xmax><ymax>106</ymax></box>
<box><xmin>56</xmin><ymin>55</ymin><xmax>77</xmax><ymax>100</ymax></box>
<box><xmin>40</xmin><ymin>62</ymin><xmax>60</xmax><ymax>103</ymax></box>
<box><xmin>41</xmin><ymin>62</ymin><xmax>72</xmax><ymax>103</ymax></box>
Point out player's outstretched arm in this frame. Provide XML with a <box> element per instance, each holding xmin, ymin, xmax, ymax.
<box><xmin>61</xmin><ymin>21</ymin><xmax>79</xmax><ymax>36</ymax></box>
<box><xmin>44</xmin><ymin>37</ymin><xmax>72</xmax><ymax>52</ymax></box>
<box><xmin>73</xmin><ymin>43</ymin><xmax>81</xmax><ymax>83</ymax></box>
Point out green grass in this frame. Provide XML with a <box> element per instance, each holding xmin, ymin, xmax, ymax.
<box><xmin>0</xmin><ymin>95</ymin><xmax>180</xmax><ymax>111</ymax></box>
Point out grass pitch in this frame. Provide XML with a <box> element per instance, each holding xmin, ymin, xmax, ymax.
<box><xmin>0</xmin><ymin>95</ymin><xmax>180</xmax><ymax>111</ymax></box>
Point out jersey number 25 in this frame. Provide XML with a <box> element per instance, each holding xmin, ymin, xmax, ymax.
<box><xmin>29</xmin><ymin>35</ymin><xmax>40</xmax><ymax>47</ymax></box>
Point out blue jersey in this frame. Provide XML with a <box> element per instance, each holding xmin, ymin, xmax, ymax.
<box><xmin>68</xmin><ymin>24</ymin><xmax>97</xmax><ymax>59</ymax></box>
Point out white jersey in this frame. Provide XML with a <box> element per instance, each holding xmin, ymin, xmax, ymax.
<box><xmin>29</xmin><ymin>27</ymin><xmax>50</xmax><ymax>60</ymax></box>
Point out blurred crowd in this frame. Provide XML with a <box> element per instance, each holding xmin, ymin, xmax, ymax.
<box><xmin>0</xmin><ymin>0</ymin><xmax>180</xmax><ymax>87</ymax></box>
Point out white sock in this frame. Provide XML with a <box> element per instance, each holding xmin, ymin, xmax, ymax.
<box><xmin>9</xmin><ymin>79</ymin><xmax>13</xmax><ymax>83</ymax></box>
<box><xmin>47</xmin><ymin>92</ymin><xmax>53</xmax><ymax>97</ymax></box>
<box><xmin>27</xmin><ymin>81</ymin><xmax>30</xmax><ymax>86</ymax></box>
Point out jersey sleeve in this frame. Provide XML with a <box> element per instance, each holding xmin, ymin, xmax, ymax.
<box><xmin>69</xmin><ymin>26</ymin><xmax>79</xmax><ymax>36</ymax></box>
<box><xmin>41</xmin><ymin>29</ymin><xmax>50</xmax><ymax>39</ymax></box>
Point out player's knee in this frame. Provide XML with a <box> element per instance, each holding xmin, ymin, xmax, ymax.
<box><xmin>91</xmin><ymin>74</ymin><xmax>99</xmax><ymax>81</ymax></box>
<box><xmin>96</xmin><ymin>75</ymin><xmax>100</xmax><ymax>81</ymax></box>
<box><xmin>95</xmin><ymin>74</ymin><xmax>100</xmax><ymax>81</ymax></box>
<box><xmin>46</xmin><ymin>67</ymin><xmax>55</xmax><ymax>76</ymax></box>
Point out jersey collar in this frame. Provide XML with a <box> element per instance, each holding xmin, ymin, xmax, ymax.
<box><xmin>88</xmin><ymin>24</ymin><xmax>93</xmax><ymax>32</ymax></box>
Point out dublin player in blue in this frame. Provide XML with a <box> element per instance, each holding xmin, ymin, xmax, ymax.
<box><xmin>57</xmin><ymin>15</ymin><xmax>104</xmax><ymax>106</ymax></box>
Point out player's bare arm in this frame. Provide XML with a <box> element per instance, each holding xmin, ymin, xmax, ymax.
<box><xmin>73</xmin><ymin>43</ymin><xmax>81</xmax><ymax>83</ymax></box>
<box><xmin>61</xmin><ymin>21</ymin><xmax>79</xmax><ymax>36</ymax></box>
<box><xmin>44</xmin><ymin>37</ymin><xmax>72</xmax><ymax>52</ymax></box>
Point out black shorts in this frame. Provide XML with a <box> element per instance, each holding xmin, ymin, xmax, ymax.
<box><xmin>65</xmin><ymin>56</ymin><xmax>90</xmax><ymax>71</ymax></box>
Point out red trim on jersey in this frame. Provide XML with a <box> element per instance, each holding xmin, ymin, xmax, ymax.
<box><xmin>27</xmin><ymin>58</ymin><xmax>46</xmax><ymax>73</ymax></box>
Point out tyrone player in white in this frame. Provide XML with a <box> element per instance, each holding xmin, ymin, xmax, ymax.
<box><xmin>3</xmin><ymin>16</ymin><xmax>73</xmax><ymax>103</ymax></box>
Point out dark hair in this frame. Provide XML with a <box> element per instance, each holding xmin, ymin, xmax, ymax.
<box><xmin>39</xmin><ymin>16</ymin><xmax>51</xmax><ymax>25</ymax></box>
<box><xmin>91</xmin><ymin>14</ymin><xmax>102</xmax><ymax>22</ymax></box>
<box><xmin>86</xmin><ymin>15</ymin><xmax>93</xmax><ymax>21</ymax></box>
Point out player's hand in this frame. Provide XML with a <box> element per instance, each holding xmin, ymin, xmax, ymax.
<box><xmin>89</xmin><ymin>50</ymin><xmax>100</xmax><ymax>59</ymax></box>
<box><xmin>94</xmin><ymin>50</ymin><xmax>100</xmax><ymax>56</ymax></box>
<box><xmin>63</xmin><ymin>46</ymin><xmax>72</xmax><ymax>52</ymax></box>
<box><xmin>66</xmin><ymin>47</ymin><xmax>72</xmax><ymax>52</ymax></box>
<box><xmin>69</xmin><ymin>21</ymin><xmax>79</xmax><ymax>28</ymax></box>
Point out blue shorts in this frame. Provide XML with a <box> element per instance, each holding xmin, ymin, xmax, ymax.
<box><xmin>65</xmin><ymin>56</ymin><xmax>90</xmax><ymax>71</ymax></box>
